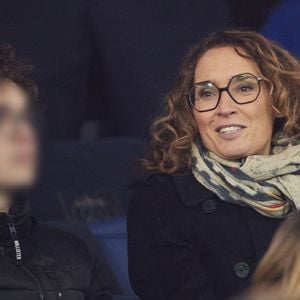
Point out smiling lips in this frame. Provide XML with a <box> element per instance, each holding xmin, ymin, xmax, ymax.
<box><xmin>215</xmin><ymin>124</ymin><xmax>246</xmax><ymax>138</ymax></box>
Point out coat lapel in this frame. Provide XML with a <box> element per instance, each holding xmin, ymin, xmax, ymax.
<box><xmin>172</xmin><ymin>172</ymin><xmax>215</xmax><ymax>207</ymax></box>
<box><xmin>239</xmin><ymin>206</ymin><xmax>283</xmax><ymax>260</ymax></box>
<box><xmin>172</xmin><ymin>171</ymin><xmax>283</xmax><ymax>261</ymax></box>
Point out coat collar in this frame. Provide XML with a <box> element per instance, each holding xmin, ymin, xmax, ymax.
<box><xmin>0</xmin><ymin>192</ymin><xmax>32</xmax><ymax>245</ymax></box>
<box><xmin>171</xmin><ymin>171</ymin><xmax>216</xmax><ymax>207</ymax></box>
<box><xmin>132</xmin><ymin>171</ymin><xmax>217</xmax><ymax>207</ymax></box>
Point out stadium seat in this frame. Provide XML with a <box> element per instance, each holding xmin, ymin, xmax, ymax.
<box><xmin>31</xmin><ymin>137</ymin><xmax>145</xmax><ymax>221</ymax></box>
<box><xmin>88</xmin><ymin>217</ymin><xmax>138</xmax><ymax>298</ymax></box>
<box><xmin>261</xmin><ymin>0</ymin><xmax>300</xmax><ymax>56</ymax></box>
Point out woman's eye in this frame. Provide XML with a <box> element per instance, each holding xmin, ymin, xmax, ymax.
<box><xmin>237</xmin><ymin>85</ymin><xmax>253</xmax><ymax>92</ymax></box>
<box><xmin>199</xmin><ymin>90</ymin><xmax>215</xmax><ymax>98</ymax></box>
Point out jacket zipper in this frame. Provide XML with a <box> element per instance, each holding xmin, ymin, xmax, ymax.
<box><xmin>7</xmin><ymin>215</ymin><xmax>45</xmax><ymax>300</ymax></box>
<box><xmin>20</xmin><ymin>264</ymin><xmax>45</xmax><ymax>300</ymax></box>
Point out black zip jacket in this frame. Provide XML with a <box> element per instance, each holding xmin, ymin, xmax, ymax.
<box><xmin>0</xmin><ymin>195</ymin><xmax>112</xmax><ymax>300</ymax></box>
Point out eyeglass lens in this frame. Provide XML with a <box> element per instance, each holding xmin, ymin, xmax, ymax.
<box><xmin>189</xmin><ymin>73</ymin><xmax>261</xmax><ymax>112</ymax></box>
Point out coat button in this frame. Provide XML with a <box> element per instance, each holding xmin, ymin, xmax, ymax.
<box><xmin>234</xmin><ymin>262</ymin><xmax>250</xmax><ymax>279</ymax></box>
<box><xmin>201</xmin><ymin>199</ymin><xmax>217</xmax><ymax>213</ymax></box>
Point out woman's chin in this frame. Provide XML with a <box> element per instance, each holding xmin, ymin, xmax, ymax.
<box><xmin>214</xmin><ymin>147</ymin><xmax>250</xmax><ymax>160</ymax></box>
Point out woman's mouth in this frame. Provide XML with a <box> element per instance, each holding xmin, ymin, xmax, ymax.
<box><xmin>216</xmin><ymin>125</ymin><xmax>246</xmax><ymax>139</ymax></box>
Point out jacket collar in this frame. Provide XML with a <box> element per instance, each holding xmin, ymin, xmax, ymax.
<box><xmin>171</xmin><ymin>171</ymin><xmax>216</xmax><ymax>207</ymax></box>
<box><xmin>0</xmin><ymin>192</ymin><xmax>32</xmax><ymax>244</ymax></box>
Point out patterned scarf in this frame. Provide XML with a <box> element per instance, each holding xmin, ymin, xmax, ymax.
<box><xmin>191</xmin><ymin>133</ymin><xmax>300</xmax><ymax>218</ymax></box>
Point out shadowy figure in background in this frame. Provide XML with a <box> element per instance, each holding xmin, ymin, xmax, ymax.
<box><xmin>251</xmin><ymin>210</ymin><xmax>300</xmax><ymax>299</ymax></box>
<box><xmin>234</xmin><ymin>211</ymin><xmax>300</xmax><ymax>300</ymax></box>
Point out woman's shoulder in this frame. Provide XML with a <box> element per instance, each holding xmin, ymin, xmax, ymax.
<box><xmin>130</xmin><ymin>170</ymin><xmax>214</xmax><ymax>201</ymax></box>
<box><xmin>129</xmin><ymin>171</ymin><xmax>191</xmax><ymax>201</ymax></box>
<box><xmin>127</xmin><ymin>172</ymin><xmax>196</xmax><ymax>237</ymax></box>
<box><xmin>129</xmin><ymin>171</ymin><xmax>176</xmax><ymax>192</ymax></box>
<box><xmin>128</xmin><ymin>172</ymin><xmax>181</xmax><ymax>212</ymax></box>
<box><xmin>128</xmin><ymin>170</ymin><xmax>215</xmax><ymax>214</ymax></box>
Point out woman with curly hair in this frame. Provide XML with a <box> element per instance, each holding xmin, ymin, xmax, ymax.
<box><xmin>0</xmin><ymin>43</ymin><xmax>111</xmax><ymax>299</ymax></box>
<box><xmin>127</xmin><ymin>29</ymin><xmax>300</xmax><ymax>300</ymax></box>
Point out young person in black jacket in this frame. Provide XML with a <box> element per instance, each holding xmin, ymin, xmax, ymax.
<box><xmin>0</xmin><ymin>43</ymin><xmax>112</xmax><ymax>300</ymax></box>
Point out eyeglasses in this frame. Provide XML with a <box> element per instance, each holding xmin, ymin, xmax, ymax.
<box><xmin>187</xmin><ymin>72</ymin><xmax>263</xmax><ymax>112</ymax></box>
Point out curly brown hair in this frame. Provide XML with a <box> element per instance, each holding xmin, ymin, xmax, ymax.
<box><xmin>0</xmin><ymin>43</ymin><xmax>39</xmax><ymax>107</ymax></box>
<box><xmin>142</xmin><ymin>29</ymin><xmax>300</xmax><ymax>174</ymax></box>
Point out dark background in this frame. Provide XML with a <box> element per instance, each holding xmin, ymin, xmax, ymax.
<box><xmin>0</xmin><ymin>0</ymin><xmax>282</xmax><ymax>141</ymax></box>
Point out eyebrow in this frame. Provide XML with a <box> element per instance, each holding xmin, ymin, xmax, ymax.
<box><xmin>194</xmin><ymin>73</ymin><xmax>258</xmax><ymax>86</ymax></box>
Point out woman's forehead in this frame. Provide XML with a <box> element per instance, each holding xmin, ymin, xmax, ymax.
<box><xmin>194</xmin><ymin>46</ymin><xmax>260</xmax><ymax>85</ymax></box>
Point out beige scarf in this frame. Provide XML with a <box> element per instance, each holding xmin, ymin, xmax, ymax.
<box><xmin>191</xmin><ymin>133</ymin><xmax>300</xmax><ymax>218</ymax></box>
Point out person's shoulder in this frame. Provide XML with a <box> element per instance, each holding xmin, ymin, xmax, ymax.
<box><xmin>128</xmin><ymin>170</ymin><xmax>216</xmax><ymax>209</ymax></box>
<box><xmin>31</xmin><ymin>222</ymin><xmax>95</xmax><ymax>263</ymax></box>
<box><xmin>127</xmin><ymin>172</ymin><xmax>188</xmax><ymax>232</ymax></box>
<box><xmin>129</xmin><ymin>170</ymin><xmax>192</xmax><ymax>190</ymax></box>
<box><xmin>129</xmin><ymin>171</ymin><xmax>185</xmax><ymax>198</ymax></box>
<box><xmin>128</xmin><ymin>170</ymin><xmax>197</xmax><ymax>211</ymax></box>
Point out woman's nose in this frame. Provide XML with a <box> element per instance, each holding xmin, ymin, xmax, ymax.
<box><xmin>215</xmin><ymin>90</ymin><xmax>237</xmax><ymax>117</ymax></box>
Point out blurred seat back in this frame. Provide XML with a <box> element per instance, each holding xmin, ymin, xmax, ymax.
<box><xmin>261</xmin><ymin>0</ymin><xmax>300</xmax><ymax>56</ymax></box>
<box><xmin>88</xmin><ymin>217</ymin><xmax>138</xmax><ymax>298</ymax></box>
<box><xmin>31</xmin><ymin>137</ymin><xmax>145</xmax><ymax>221</ymax></box>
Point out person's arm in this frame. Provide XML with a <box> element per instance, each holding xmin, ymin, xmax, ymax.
<box><xmin>85</xmin><ymin>246</ymin><xmax>113</xmax><ymax>300</ymax></box>
<box><xmin>127</xmin><ymin>185</ymin><xmax>217</xmax><ymax>300</ymax></box>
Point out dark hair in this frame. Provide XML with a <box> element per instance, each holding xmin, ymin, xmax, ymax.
<box><xmin>0</xmin><ymin>43</ymin><xmax>39</xmax><ymax>107</ymax></box>
<box><xmin>142</xmin><ymin>29</ymin><xmax>300</xmax><ymax>173</ymax></box>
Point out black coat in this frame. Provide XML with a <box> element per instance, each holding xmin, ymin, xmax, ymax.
<box><xmin>0</xmin><ymin>197</ymin><xmax>112</xmax><ymax>300</ymax></box>
<box><xmin>127</xmin><ymin>172</ymin><xmax>284</xmax><ymax>300</ymax></box>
